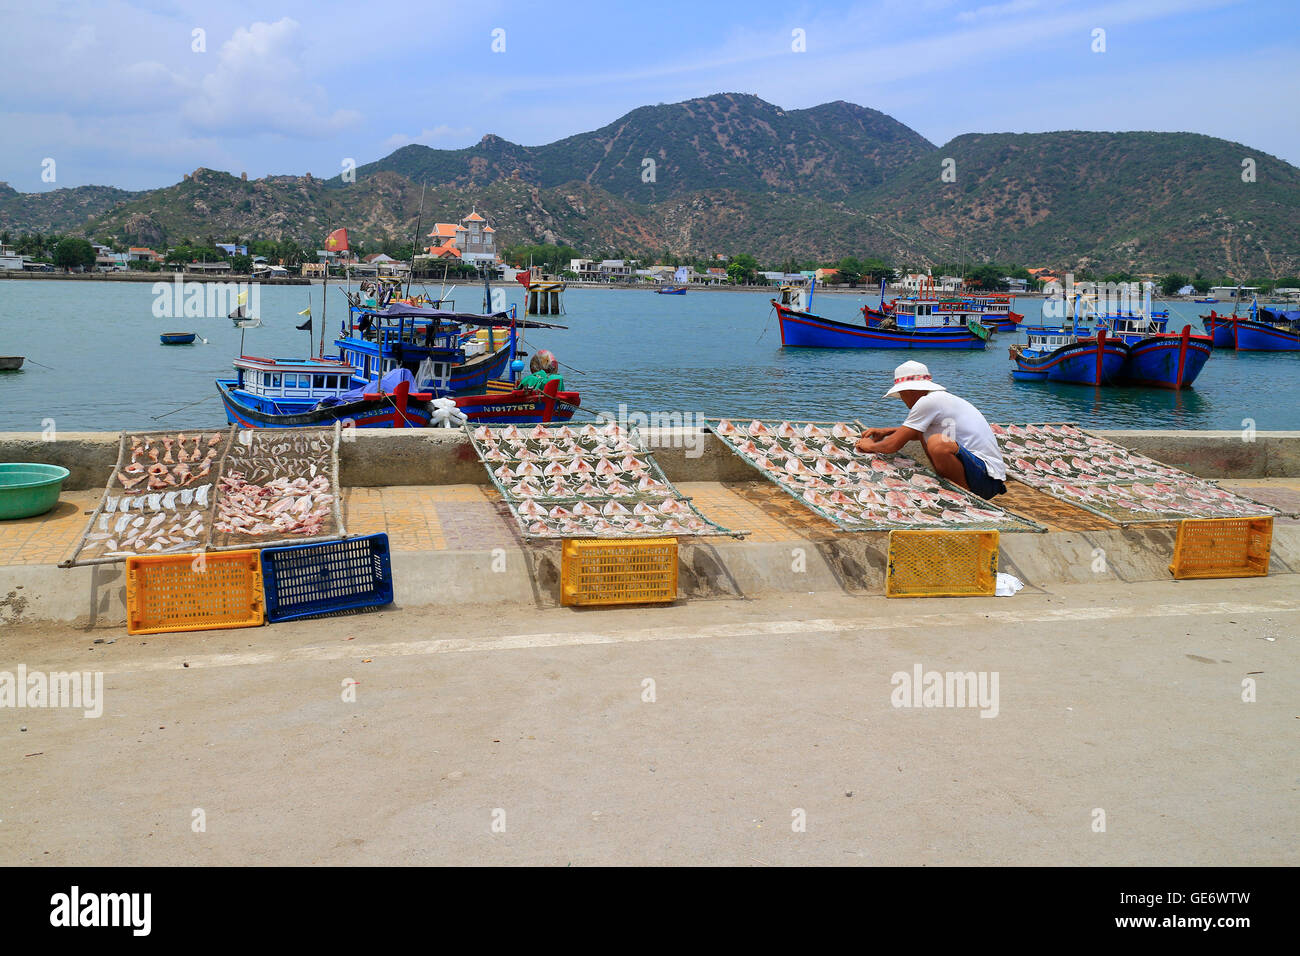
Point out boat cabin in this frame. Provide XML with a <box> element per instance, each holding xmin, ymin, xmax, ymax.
<box><xmin>230</xmin><ymin>356</ymin><xmax>359</xmax><ymax>404</ymax></box>
<box><xmin>338</xmin><ymin>303</ymin><xmax>516</xmax><ymax>396</ymax></box>
<box><xmin>892</xmin><ymin>297</ymin><xmax>984</xmax><ymax>329</ymax></box>
<box><xmin>1021</xmin><ymin>327</ymin><xmax>1078</xmax><ymax>351</ymax></box>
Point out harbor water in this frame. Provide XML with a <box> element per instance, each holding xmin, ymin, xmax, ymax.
<box><xmin>0</xmin><ymin>279</ymin><xmax>1293</xmax><ymax>432</ymax></box>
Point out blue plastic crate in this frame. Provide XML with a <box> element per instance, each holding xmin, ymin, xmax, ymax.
<box><xmin>260</xmin><ymin>534</ymin><xmax>394</xmax><ymax>623</ymax></box>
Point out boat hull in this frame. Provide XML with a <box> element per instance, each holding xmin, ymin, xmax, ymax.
<box><xmin>1119</xmin><ymin>329</ymin><xmax>1213</xmax><ymax>389</ymax></box>
<box><xmin>454</xmin><ymin>387</ymin><xmax>580</xmax><ymax>424</ymax></box>
<box><xmin>777</xmin><ymin>302</ymin><xmax>985</xmax><ymax>349</ymax></box>
<box><xmin>1202</xmin><ymin>313</ymin><xmax>1237</xmax><ymax>348</ymax></box>
<box><xmin>1203</xmin><ymin>314</ymin><xmax>1300</xmax><ymax>350</ymax></box>
<box><xmin>218</xmin><ymin>380</ymin><xmax>433</xmax><ymax>429</ymax></box>
<box><xmin>160</xmin><ymin>333</ymin><xmax>196</xmax><ymax>345</ymax></box>
<box><xmin>1013</xmin><ymin>337</ymin><xmax>1128</xmax><ymax>385</ymax></box>
<box><xmin>0</xmin><ymin>357</ymin><xmax>23</xmax><ymax>371</ymax></box>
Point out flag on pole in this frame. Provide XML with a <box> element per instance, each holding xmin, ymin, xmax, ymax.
<box><xmin>515</xmin><ymin>269</ymin><xmax>531</xmax><ymax>290</ymax></box>
<box><xmin>296</xmin><ymin>318</ymin><xmax>312</xmax><ymax>331</ymax></box>
<box><xmin>325</xmin><ymin>228</ymin><xmax>349</xmax><ymax>252</ymax></box>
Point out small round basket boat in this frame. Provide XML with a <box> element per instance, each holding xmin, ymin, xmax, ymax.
<box><xmin>0</xmin><ymin>463</ymin><xmax>71</xmax><ymax>520</ymax></box>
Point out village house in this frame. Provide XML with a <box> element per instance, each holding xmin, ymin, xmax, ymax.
<box><xmin>426</xmin><ymin>211</ymin><xmax>499</xmax><ymax>269</ymax></box>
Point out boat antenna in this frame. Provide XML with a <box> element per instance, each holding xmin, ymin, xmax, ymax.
<box><xmin>408</xmin><ymin>182</ymin><xmax>426</xmax><ymax>299</ymax></box>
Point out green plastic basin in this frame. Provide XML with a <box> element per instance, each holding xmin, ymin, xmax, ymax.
<box><xmin>0</xmin><ymin>463</ymin><xmax>71</xmax><ymax>519</ymax></box>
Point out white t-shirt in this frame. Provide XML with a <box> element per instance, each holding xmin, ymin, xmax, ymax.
<box><xmin>901</xmin><ymin>391</ymin><xmax>1006</xmax><ymax>480</ymax></box>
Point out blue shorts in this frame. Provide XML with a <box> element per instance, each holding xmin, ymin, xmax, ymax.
<box><xmin>956</xmin><ymin>445</ymin><xmax>1007</xmax><ymax>500</ymax></box>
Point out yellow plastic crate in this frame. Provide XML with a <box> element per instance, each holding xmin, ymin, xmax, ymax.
<box><xmin>561</xmin><ymin>537</ymin><xmax>678</xmax><ymax>607</ymax></box>
<box><xmin>886</xmin><ymin>530</ymin><xmax>999</xmax><ymax>597</ymax></box>
<box><xmin>1169</xmin><ymin>516</ymin><xmax>1272</xmax><ymax>580</ymax></box>
<box><xmin>126</xmin><ymin>550</ymin><xmax>265</xmax><ymax>634</ymax></box>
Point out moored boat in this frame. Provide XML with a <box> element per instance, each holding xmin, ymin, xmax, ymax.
<box><xmin>1009</xmin><ymin>327</ymin><xmax>1127</xmax><ymax>385</ymax></box>
<box><xmin>160</xmin><ymin>332</ymin><xmax>197</xmax><ymax>345</ymax></box>
<box><xmin>1202</xmin><ymin>303</ymin><xmax>1300</xmax><ymax>350</ymax></box>
<box><xmin>0</xmin><ymin>356</ymin><xmax>23</xmax><ymax>371</ymax></box>
<box><xmin>655</xmin><ymin>285</ymin><xmax>687</xmax><ymax>295</ymax></box>
<box><xmin>964</xmin><ymin>293</ymin><xmax>1024</xmax><ymax>332</ymax></box>
<box><xmin>774</xmin><ymin>298</ymin><xmax>986</xmax><ymax>349</ymax></box>
<box><xmin>1100</xmin><ymin>318</ymin><xmax>1212</xmax><ymax>389</ymax></box>
<box><xmin>218</xmin><ymin>357</ymin><xmax>435</xmax><ymax>428</ymax></box>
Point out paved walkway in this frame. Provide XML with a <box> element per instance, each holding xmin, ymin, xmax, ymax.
<box><xmin>2</xmin><ymin>479</ymin><xmax>1297</xmax><ymax>568</ymax></box>
<box><xmin>3</xmin><ymin>578</ymin><xmax>1296</xmax><ymax>866</ymax></box>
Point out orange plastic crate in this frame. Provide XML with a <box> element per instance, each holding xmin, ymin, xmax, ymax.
<box><xmin>1169</xmin><ymin>516</ymin><xmax>1272</xmax><ymax>580</ymax></box>
<box><xmin>561</xmin><ymin>537</ymin><xmax>678</xmax><ymax>606</ymax></box>
<box><xmin>886</xmin><ymin>530</ymin><xmax>999</xmax><ymax>597</ymax></box>
<box><xmin>126</xmin><ymin>550</ymin><xmax>265</xmax><ymax>634</ymax></box>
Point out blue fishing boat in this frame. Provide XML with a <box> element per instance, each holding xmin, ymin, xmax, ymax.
<box><xmin>218</xmin><ymin>356</ymin><xmax>434</xmax><ymax>428</ymax></box>
<box><xmin>1009</xmin><ymin>327</ymin><xmax>1127</xmax><ymax>384</ymax></box>
<box><xmin>774</xmin><ymin>298</ymin><xmax>986</xmax><ymax>349</ymax></box>
<box><xmin>963</xmin><ymin>293</ymin><xmax>1024</xmax><ymax>332</ymax></box>
<box><xmin>1097</xmin><ymin>314</ymin><xmax>1213</xmax><ymax>389</ymax></box>
<box><xmin>1202</xmin><ymin>303</ymin><xmax>1300</xmax><ymax>350</ymax></box>
<box><xmin>1194</xmin><ymin>297</ymin><xmax>1218</xmax><ymax>304</ymax></box>
<box><xmin>160</xmin><ymin>332</ymin><xmax>196</xmax><ymax>345</ymax></box>
<box><xmin>655</xmin><ymin>285</ymin><xmax>687</xmax><ymax>295</ymax></box>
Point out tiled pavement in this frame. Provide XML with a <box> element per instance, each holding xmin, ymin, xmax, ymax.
<box><xmin>3</xmin><ymin>478</ymin><xmax>1298</xmax><ymax>568</ymax></box>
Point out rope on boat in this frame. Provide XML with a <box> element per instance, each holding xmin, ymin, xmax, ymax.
<box><xmin>150</xmin><ymin>393</ymin><xmax>220</xmax><ymax>420</ymax></box>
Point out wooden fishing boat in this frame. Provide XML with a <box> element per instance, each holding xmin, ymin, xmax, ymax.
<box><xmin>1009</xmin><ymin>327</ymin><xmax>1127</xmax><ymax>384</ymax></box>
<box><xmin>456</xmin><ymin>377</ymin><xmax>581</xmax><ymax>424</ymax></box>
<box><xmin>1097</xmin><ymin>314</ymin><xmax>1213</xmax><ymax>389</ymax></box>
<box><xmin>963</xmin><ymin>293</ymin><xmax>1024</xmax><ymax>332</ymax></box>
<box><xmin>217</xmin><ymin>356</ymin><xmax>435</xmax><ymax>429</ymax></box>
<box><xmin>0</xmin><ymin>356</ymin><xmax>23</xmax><ymax>371</ymax></box>
<box><xmin>1194</xmin><ymin>297</ymin><xmax>1218</xmax><ymax>304</ymax></box>
<box><xmin>773</xmin><ymin>296</ymin><xmax>986</xmax><ymax>349</ymax></box>
<box><xmin>1202</xmin><ymin>306</ymin><xmax>1300</xmax><ymax>350</ymax></box>
<box><xmin>160</xmin><ymin>332</ymin><xmax>197</xmax><ymax>345</ymax></box>
<box><xmin>655</xmin><ymin>285</ymin><xmax>687</xmax><ymax>295</ymax></box>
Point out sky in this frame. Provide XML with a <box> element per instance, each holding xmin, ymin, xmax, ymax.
<box><xmin>1</xmin><ymin>0</ymin><xmax>1296</xmax><ymax>194</ymax></box>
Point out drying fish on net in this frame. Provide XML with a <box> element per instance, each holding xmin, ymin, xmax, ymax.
<box><xmin>63</xmin><ymin>427</ymin><xmax>236</xmax><ymax>566</ymax></box>
<box><xmin>707</xmin><ymin>418</ymin><xmax>1042</xmax><ymax>533</ymax></box>
<box><xmin>991</xmin><ymin>423</ymin><xmax>1285</xmax><ymax>525</ymax></box>
<box><xmin>466</xmin><ymin>422</ymin><xmax>744</xmax><ymax>540</ymax></box>
<box><xmin>207</xmin><ymin>426</ymin><xmax>345</xmax><ymax>550</ymax></box>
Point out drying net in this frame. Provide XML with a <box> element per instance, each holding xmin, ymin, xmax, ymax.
<box><xmin>64</xmin><ymin>425</ymin><xmax>346</xmax><ymax>566</ymax></box>
<box><xmin>991</xmin><ymin>423</ymin><xmax>1284</xmax><ymax>525</ymax></box>
<box><xmin>707</xmin><ymin>417</ymin><xmax>1043</xmax><ymax>533</ymax></box>
<box><xmin>64</xmin><ymin>428</ymin><xmax>234</xmax><ymax>567</ymax></box>
<box><xmin>467</xmin><ymin>421</ymin><xmax>744</xmax><ymax>539</ymax></box>
<box><xmin>208</xmin><ymin>427</ymin><xmax>345</xmax><ymax>550</ymax></box>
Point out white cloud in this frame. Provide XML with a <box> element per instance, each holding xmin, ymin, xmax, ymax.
<box><xmin>183</xmin><ymin>18</ymin><xmax>361</xmax><ymax>137</ymax></box>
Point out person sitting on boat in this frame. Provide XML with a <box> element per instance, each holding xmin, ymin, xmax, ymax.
<box><xmin>521</xmin><ymin>349</ymin><xmax>564</xmax><ymax>391</ymax></box>
<box><xmin>855</xmin><ymin>360</ymin><xmax>1008</xmax><ymax>500</ymax></box>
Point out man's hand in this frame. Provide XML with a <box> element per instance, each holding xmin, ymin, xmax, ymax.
<box><xmin>856</xmin><ymin>425</ymin><xmax>924</xmax><ymax>456</ymax></box>
<box><xmin>856</xmin><ymin>427</ymin><xmax>891</xmax><ymax>453</ymax></box>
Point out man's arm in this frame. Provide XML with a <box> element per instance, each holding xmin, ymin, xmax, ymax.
<box><xmin>856</xmin><ymin>425</ymin><xmax>923</xmax><ymax>455</ymax></box>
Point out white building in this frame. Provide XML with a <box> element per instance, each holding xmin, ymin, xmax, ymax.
<box><xmin>0</xmin><ymin>244</ymin><xmax>29</xmax><ymax>271</ymax></box>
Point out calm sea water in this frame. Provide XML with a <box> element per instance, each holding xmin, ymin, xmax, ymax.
<box><xmin>0</xmin><ymin>279</ymin><xmax>1293</xmax><ymax>432</ymax></box>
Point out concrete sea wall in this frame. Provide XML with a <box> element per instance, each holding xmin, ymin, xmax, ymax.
<box><xmin>2</xmin><ymin>429</ymin><xmax>1297</xmax><ymax>491</ymax></box>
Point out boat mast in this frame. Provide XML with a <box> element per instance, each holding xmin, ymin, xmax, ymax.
<box><xmin>407</xmin><ymin>183</ymin><xmax>426</xmax><ymax>300</ymax></box>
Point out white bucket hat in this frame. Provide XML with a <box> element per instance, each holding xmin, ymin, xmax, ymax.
<box><xmin>883</xmin><ymin>360</ymin><xmax>947</xmax><ymax>398</ymax></box>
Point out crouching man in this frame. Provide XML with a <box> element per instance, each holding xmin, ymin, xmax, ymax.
<box><xmin>856</xmin><ymin>360</ymin><xmax>1008</xmax><ymax>500</ymax></box>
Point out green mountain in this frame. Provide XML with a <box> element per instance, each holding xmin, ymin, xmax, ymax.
<box><xmin>345</xmin><ymin>93</ymin><xmax>935</xmax><ymax>203</ymax></box>
<box><xmin>859</xmin><ymin>131</ymin><xmax>1300</xmax><ymax>274</ymax></box>
<box><xmin>0</xmin><ymin>182</ymin><xmax>139</xmax><ymax>233</ymax></box>
<box><xmin>3</xmin><ymin>94</ymin><xmax>1298</xmax><ymax>276</ymax></box>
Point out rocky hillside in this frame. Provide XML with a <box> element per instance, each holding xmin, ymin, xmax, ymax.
<box><xmin>3</xmin><ymin>94</ymin><xmax>1298</xmax><ymax>275</ymax></box>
